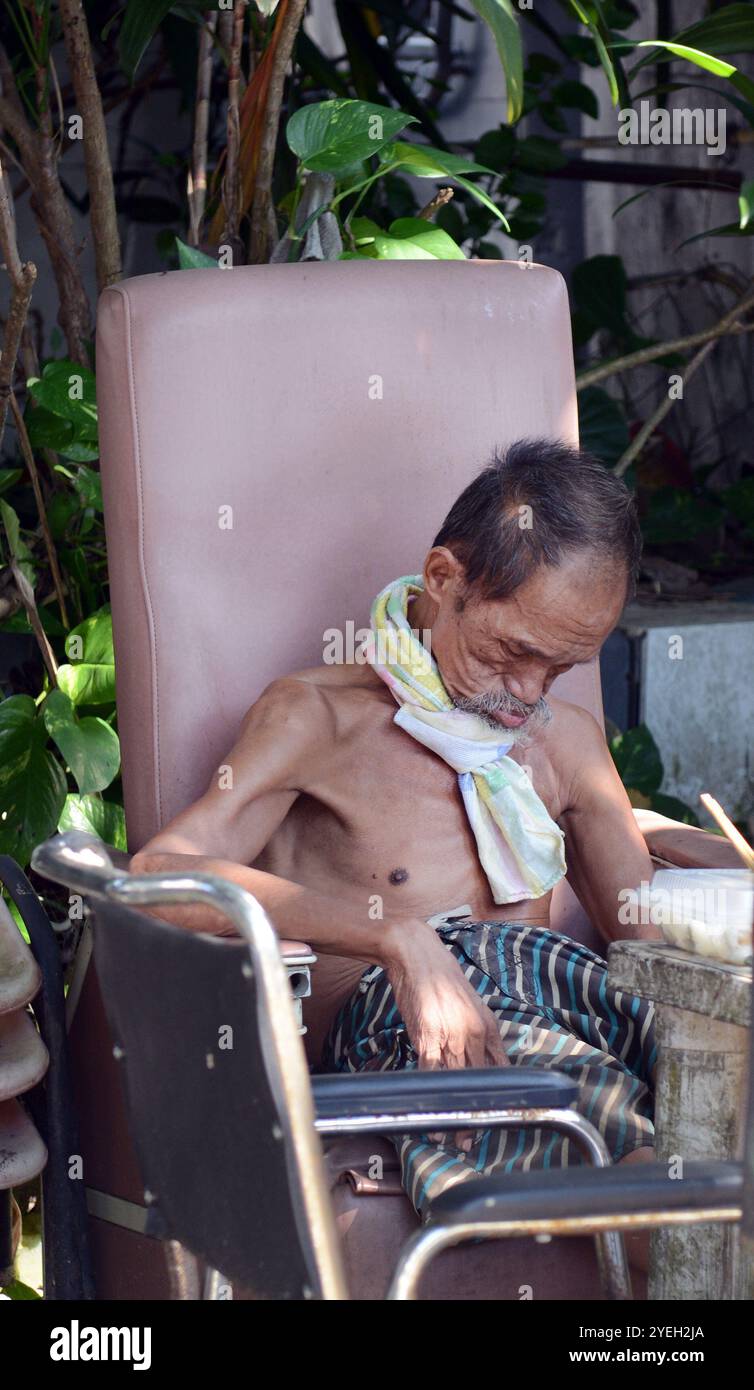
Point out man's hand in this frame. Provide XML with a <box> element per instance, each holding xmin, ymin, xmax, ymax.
<box><xmin>383</xmin><ymin>921</ymin><xmax>508</xmax><ymax>1151</ymax></box>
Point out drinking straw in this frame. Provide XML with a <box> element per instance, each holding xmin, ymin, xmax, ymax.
<box><xmin>700</xmin><ymin>793</ymin><xmax>754</xmax><ymax>871</ymax></box>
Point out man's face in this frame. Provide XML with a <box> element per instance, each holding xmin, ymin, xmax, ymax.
<box><xmin>420</xmin><ymin>547</ymin><xmax>626</xmax><ymax>739</ymax></box>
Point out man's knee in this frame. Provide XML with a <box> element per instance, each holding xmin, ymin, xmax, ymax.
<box><xmin>617</xmin><ymin>1144</ymin><xmax>655</xmax><ymax>1166</ymax></box>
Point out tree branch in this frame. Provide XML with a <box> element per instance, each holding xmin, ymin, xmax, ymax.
<box><xmin>9</xmin><ymin>390</ymin><xmax>69</xmax><ymax>629</ymax></box>
<box><xmin>58</xmin><ymin>0</ymin><xmax>121</xmax><ymax>291</ymax></box>
<box><xmin>188</xmin><ymin>12</ymin><xmax>218</xmax><ymax>247</ymax></box>
<box><xmin>613</xmin><ymin>281</ymin><xmax>754</xmax><ymax>479</ymax></box>
<box><xmin>577</xmin><ymin>319</ymin><xmax>754</xmax><ymax>390</ymax></box>
<box><xmin>418</xmin><ymin>187</ymin><xmax>454</xmax><ymax>220</ymax></box>
<box><xmin>221</xmin><ymin>0</ymin><xmax>247</xmax><ymax>255</ymax></box>
<box><xmin>7</xmin><ymin>556</ymin><xmax>59</xmax><ymax>687</ymax></box>
<box><xmin>249</xmin><ymin>0</ymin><xmax>309</xmax><ymax>265</ymax></box>
<box><xmin>0</xmin><ymin>39</ymin><xmax>90</xmax><ymax>362</ymax></box>
<box><xmin>0</xmin><ymin>149</ymin><xmax>36</xmax><ymax>456</ymax></box>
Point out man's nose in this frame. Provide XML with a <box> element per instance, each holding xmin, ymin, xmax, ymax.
<box><xmin>505</xmin><ymin>670</ymin><xmax>546</xmax><ymax>707</ymax></box>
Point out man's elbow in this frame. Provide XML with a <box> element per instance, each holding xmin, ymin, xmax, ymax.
<box><xmin>130</xmin><ymin>850</ymin><xmax>172</xmax><ymax>875</ymax></box>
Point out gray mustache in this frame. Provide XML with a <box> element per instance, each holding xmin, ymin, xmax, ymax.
<box><xmin>453</xmin><ymin>688</ymin><xmax>548</xmax><ymax>721</ymax></box>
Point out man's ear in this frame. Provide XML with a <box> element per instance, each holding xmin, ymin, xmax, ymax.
<box><xmin>423</xmin><ymin>546</ymin><xmax>466</xmax><ymax>605</ymax></box>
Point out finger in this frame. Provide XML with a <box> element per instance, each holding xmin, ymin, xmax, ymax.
<box><xmin>454</xmin><ymin>1129</ymin><xmax>474</xmax><ymax>1153</ymax></box>
<box><xmin>485</xmin><ymin>1024</ymin><xmax>508</xmax><ymax>1068</ymax></box>
<box><xmin>464</xmin><ymin>1030</ymin><xmax>487</xmax><ymax>1070</ymax></box>
<box><xmin>421</xmin><ymin>1050</ymin><xmax>445</xmax><ymax>1142</ymax></box>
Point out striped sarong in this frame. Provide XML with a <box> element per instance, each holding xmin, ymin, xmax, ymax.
<box><xmin>320</xmin><ymin>917</ymin><xmax>657</xmax><ymax>1218</ymax></box>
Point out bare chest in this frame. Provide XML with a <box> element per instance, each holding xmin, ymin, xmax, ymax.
<box><xmin>259</xmin><ymin>705</ymin><xmax>565</xmax><ymax>915</ymax></box>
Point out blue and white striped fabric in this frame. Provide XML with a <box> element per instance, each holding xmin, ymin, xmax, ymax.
<box><xmin>322</xmin><ymin>916</ymin><xmax>657</xmax><ymax>1218</ymax></box>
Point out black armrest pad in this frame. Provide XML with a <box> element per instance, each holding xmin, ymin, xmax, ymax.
<box><xmin>312</xmin><ymin>1067</ymin><xmax>579</xmax><ymax>1118</ymax></box>
<box><xmin>428</xmin><ymin>1159</ymin><xmax>742</xmax><ymax>1225</ymax></box>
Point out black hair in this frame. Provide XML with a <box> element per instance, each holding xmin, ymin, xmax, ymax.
<box><xmin>432</xmin><ymin>438</ymin><xmax>642</xmax><ymax>603</ymax></box>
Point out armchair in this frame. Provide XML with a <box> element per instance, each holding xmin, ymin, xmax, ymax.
<box><xmin>50</xmin><ymin>257</ymin><xmax>741</xmax><ymax>1300</ymax></box>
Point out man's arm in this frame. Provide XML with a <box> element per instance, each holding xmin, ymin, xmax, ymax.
<box><xmin>556</xmin><ymin>706</ymin><xmax>662</xmax><ymax>946</ymax></box>
<box><xmin>130</xmin><ymin>677</ymin><xmax>400</xmax><ymax>964</ymax></box>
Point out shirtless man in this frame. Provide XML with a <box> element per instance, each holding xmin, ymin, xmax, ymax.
<box><xmin>130</xmin><ymin>438</ymin><xmax>661</xmax><ymax>1271</ymax></box>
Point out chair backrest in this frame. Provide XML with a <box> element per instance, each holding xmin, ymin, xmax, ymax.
<box><xmin>96</xmin><ymin>260</ymin><xmax>602</xmax><ymax>941</ymax></box>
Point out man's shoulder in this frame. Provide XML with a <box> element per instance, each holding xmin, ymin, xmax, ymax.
<box><xmin>538</xmin><ymin>696</ymin><xmax>613</xmax><ymax>811</ymax></box>
<box><xmin>242</xmin><ymin>671</ymin><xmax>331</xmax><ymax>732</ymax></box>
<box><xmin>546</xmin><ymin>695</ymin><xmax>606</xmax><ymax>743</ymax></box>
<box><xmin>240</xmin><ymin>663</ymin><xmax>384</xmax><ymax>740</ymax></box>
<box><xmin>537</xmin><ymin>696</ymin><xmax>609</xmax><ymax>775</ymax></box>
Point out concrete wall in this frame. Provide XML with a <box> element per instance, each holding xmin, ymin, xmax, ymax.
<box><xmin>640</xmin><ymin>615</ymin><xmax>754</xmax><ymax>822</ymax></box>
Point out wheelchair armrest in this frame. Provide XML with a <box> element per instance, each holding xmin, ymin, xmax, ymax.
<box><xmin>312</xmin><ymin>1067</ymin><xmax>579</xmax><ymax>1132</ymax></box>
<box><xmin>426</xmin><ymin>1158</ymin><xmax>742</xmax><ymax>1226</ymax></box>
<box><xmin>85</xmin><ymin>844</ymin><xmax>315</xmax><ymax>959</ymax></box>
<box><xmin>633</xmin><ymin>809</ymin><xmax>743</xmax><ymax>870</ymax></box>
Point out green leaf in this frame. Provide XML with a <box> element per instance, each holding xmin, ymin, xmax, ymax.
<box><xmin>571</xmin><ymin>254</ymin><xmax>630</xmax><ymax>337</ymax></box>
<box><xmin>58</xmin><ymin>793</ymin><xmax>127</xmax><ymax>852</ymax></box>
<box><xmin>24</xmin><ymin>403</ymin><xmax>75</xmax><ymax>455</ymax></box>
<box><xmin>286</xmin><ymin>100</ymin><xmax>417</xmax><ymax>173</ymax></box>
<box><xmin>58</xmin><ymin>439</ymin><xmax>100</xmax><ymax>464</ymax></box>
<box><xmin>0</xmin><ymin>469</ymin><xmax>22</xmax><ymax>495</ymax></box>
<box><xmin>564</xmin><ymin>0</ymin><xmax>627</xmax><ymax>105</ymax></box>
<box><xmin>1</xmin><ymin>1277</ymin><xmax>42</xmax><ymax>1300</ymax></box>
<box><xmin>0</xmin><ymin>498</ymin><xmax>21</xmax><ymax>555</ymax></box>
<box><xmin>118</xmin><ymin>0</ymin><xmax>175</xmax><ymax>79</ymax></box>
<box><xmin>740</xmin><ymin>179</ymin><xmax>754</xmax><ymax>230</ymax></box>
<box><xmin>677</xmin><ymin>220</ymin><xmax>754</xmax><ymax>250</ymax></box>
<box><xmin>551</xmin><ymin>79</ymin><xmax>599</xmax><ymax>118</ymax></box>
<box><xmin>43</xmin><ymin>689</ymin><xmax>120</xmax><ymax>796</ymax></box>
<box><xmin>469</xmin><ymin>1</ymin><xmax>524</xmax><ymax>123</ymax></box>
<box><xmin>54</xmin><ymin>464</ymin><xmax>103</xmax><ymax>512</ymax></box>
<box><xmin>642</xmin><ymin>5</ymin><xmax>754</xmax><ymax>61</ymax></box>
<box><xmin>0</xmin><ymin>499</ymin><xmax>35</xmax><ymax>588</ymax></box>
<box><xmin>578</xmin><ymin>386</ymin><xmax>630</xmax><ymax>467</ymax></box>
<box><xmin>26</xmin><ymin>361</ymin><xmax>98</xmax><ymax>436</ymax></box>
<box><xmin>474</xmin><ymin>126</ymin><xmax>516</xmax><ymax>172</ymax></box>
<box><xmin>389</xmin><ymin>142</ymin><xmax>510</xmax><ymax>230</ymax></box>
<box><xmin>350</xmin><ymin>216</ymin><xmax>466</xmax><ymax>260</ymax></box>
<box><xmin>525</xmin><ymin>53</ymin><xmax>562</xmax><ymax>82</ymax></box>
<box><xmin>631</xmin><ymin>40</ymin><xmax>754</xmax><ymax>106</ymax></box>
<box><xmin>0</xmin><ymin>694</ymin><xmax>68</xmax><ymax>866</ymax></box>
<box><xmin>57</xmin><ymin>606</ymin><xmax>116</xmax><ymax>706</ymax></box>
<box><xmin>175</xmin><ymin>237</ymin><xmax>219</xmax><ymax>269</ymax></box>
<box><xmin>512</xmin><ymin>135</ymin><xmax>568</xmax><ymax>173</ymax></box>
<box><xmin>609</xmin><ymin>724</ymin><xmax>663</xmax><ymax>796</ymax></box>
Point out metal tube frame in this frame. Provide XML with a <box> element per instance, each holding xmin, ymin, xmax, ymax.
<box><xmin>316</xmin><ymin>1097</ymin><xmax>631</xmax><ymax>1297</ymax></box>
<box><xmin>387</xmin><ymin>1203</ymin><xmax>743</xmax><ymax>1301</ymax></box>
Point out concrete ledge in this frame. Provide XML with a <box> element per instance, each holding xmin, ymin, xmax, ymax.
<box><xmin>608</xmin><ymin>939</ymin><xmax>751</xmax><ymax>1028</ymax></box>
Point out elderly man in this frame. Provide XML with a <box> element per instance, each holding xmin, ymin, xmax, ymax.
<box><xmin>130</xmin><ymin>437</ymin><xmax>660</xmax><ymax>1270</ymax></box>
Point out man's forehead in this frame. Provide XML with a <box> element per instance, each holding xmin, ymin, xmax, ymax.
<box><xmin>470</xmin><ymin>594</ymin><xmax>615</xmax><ymax>661</ymax></box>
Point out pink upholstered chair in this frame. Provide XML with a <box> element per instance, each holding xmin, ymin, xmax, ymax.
<box><xmin>68</xmin><ymin>259</ymin><xmax>734</xmax><ymax>1300</ymax></box>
